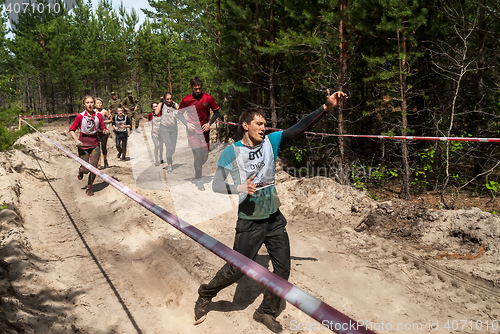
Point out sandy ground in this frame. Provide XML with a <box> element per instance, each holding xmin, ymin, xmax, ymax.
<box><xmin>0</xmin><ymin>119</ymin><xmax>499</xmax><ymax>333</ymax></box>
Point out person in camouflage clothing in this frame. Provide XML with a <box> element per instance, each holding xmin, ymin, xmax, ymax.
<box><xmin>122</xmin><ymin>90</ymin><xmax>141</xmax><ymax>130</ymax></box>
<box><xmin>108</xmin><ymin>92</ymin><xmax>122</xmax><ymax>117</ymax></box>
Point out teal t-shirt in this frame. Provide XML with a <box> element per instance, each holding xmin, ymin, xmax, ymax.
<box><xmin>218</xmin><ymin>131</ymin><xmax>283</xmax><ymax>220</ymax></box>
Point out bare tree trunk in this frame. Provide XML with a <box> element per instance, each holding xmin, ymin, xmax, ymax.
<box><xmin>441</xmin><ymin>27</ymin><xmax>473</xmax><ymax>204</ymax></box>
<box><xmin>156</xmin><ymin>63</ymin><xmax>160</xmax><ymax>98</ymax></box>
<box><xmin>474</xmin><ymin>0</ymin><xmax>486</xmax><ymax>177</ymax></box>
<box><xmin>235</xmin><ymin>0</ymin><xmax>243</xmax><ymax>116</ymax></box>
<box><xmin>398</xmin><ymin>26</ymin><xmax>411</xmax><ymax>200</ymax></box>
<box><xmin>38</xmin><ymin>73</ymin><xmax>43</xmax><ymax>114</ymax></box>
<box><xmin>134</xmin><ymin>34</ymin><xmax>142</xmax><ymax>112</ymax></box>
<box><xmin>43</xmin><ymin>76</ymin><xmax>49</xmax><ymax>114</ymax></box>
<box><xmin>428</xmin><ymin>1</ymin><xmax>478</xmax><ymax>206</ymax></box>
<box><xmin>51</xmin><ymin>81</ymin><xmax>55</xmax><ymax>114</ymax></box>
<box><xmin>168</xmin><ymin>61</ymin><xmax>172</xmax><ymax>94</ymax></box>
<box><xmin>269</xmin><ymin>0</ymin><xmax>277</xmax><ymax>128</ymax></box>
<box><xmin>380</xmin><ymin>138</ymin><xmax>386</xmax><ymax>186</ymax></box>
<box><xmin>63</xmin><ymin>78</ymin><xmax>69</xmax><ymax>113</ymax></box>
<box><xmin>338</xmin><ymin>0</ymin><xmax>349</xmax><ymax>184</ymax></box>
<box><xmin>216</xmin><ymin>0</ymin><xmax>222</xmax><ymax>143</ymax></box>
<box><xmin>25</xmin><ymin>76</ymin><xmax>33</xmax><ymax>113</ymax></box>
<box><xmin>148</xmin><ymin>62</ymin><xmax>153</xmax><ymax>100</ymax></box>
<box><xmin>103</xmin><ymin>38</ymin><xmax>108</xmax><ymax>100</ymax></box>
<box><xmin>123</xmin><ymin>25</ymin><xmax>130</xmax><ymax>88</ymax></box>
<box><xmin>69</xmin><ymin>83</ymin><xmax>73</xmax><ymax>114</ymax></box>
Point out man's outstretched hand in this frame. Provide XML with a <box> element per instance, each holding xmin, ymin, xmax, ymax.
<box><xmin>324</xmin><ymin>89</ymin><xmax>348</xmax><ymax>111</ymax></box>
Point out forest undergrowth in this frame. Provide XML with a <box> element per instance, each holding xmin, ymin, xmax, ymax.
<box><xmin>368</xmin><ymin>182</ymin><xmax>500</xmax><ymax>214</ymax></box>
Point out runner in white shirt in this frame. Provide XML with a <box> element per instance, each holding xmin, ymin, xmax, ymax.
<box><xmin>158</xmin><ymin>92</ymin><xmax>187</xmax><ymax>173</ymax></box>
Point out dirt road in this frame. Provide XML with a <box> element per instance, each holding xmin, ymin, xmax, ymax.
<box><xmin>0</xmin><ymin>121</ymin><xmax>499</xmax><ymax>333</ymax></box>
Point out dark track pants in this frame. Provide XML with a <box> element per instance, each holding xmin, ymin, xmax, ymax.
<box><xmin>192</xmin><ymin>147</ymin><xmax>209</xmax><ymax>179</ymax></box>
<box><xmin>115</xmin><ymin>132</ymin><xmax>128</xmax><ymax>159</ymax></box>
<box><xmin>198</xmin><ymin>210</ymin><xmax>290</xmax><ymax>316</ymax></box>
<box><xmin>98</xmin><ymin>132</ymin><xmax>109</xmax><ymax>156</ymax></box>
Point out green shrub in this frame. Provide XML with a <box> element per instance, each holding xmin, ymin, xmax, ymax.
<box><xmin>0</xmin><ymin>105</ymin><xmax>37</xmax><ymax>151</ymax></box>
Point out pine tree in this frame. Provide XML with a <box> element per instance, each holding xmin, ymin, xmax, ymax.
<box><xmin>355</xmin><ymin>0</ymin><xmax>427</xmax><ymax>199</ymax></box>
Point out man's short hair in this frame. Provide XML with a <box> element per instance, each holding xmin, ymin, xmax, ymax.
<box><xmin>190</xmin><ymin>76</ymin><xmax>203</xmax><ymax>87</ymax></box>
<box><xmin>238</xmin><ymin>108</ymin><xmax>267</xmax><ymax>133</ymax></box>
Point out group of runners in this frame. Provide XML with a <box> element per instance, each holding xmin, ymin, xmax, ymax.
<box><xmin>69</xmin><ymin>75</ymin><xmax>347</xmax><ymax>333</ymax></box>
<box><xmin>146</xmin><ymin>76</ymin><xmax>221</xmax><ymax>188</ymax></box>
<box><xmin>69</xmin><ymin>76</ymin><xmax>221</xmax><ymax>195</ymax></box>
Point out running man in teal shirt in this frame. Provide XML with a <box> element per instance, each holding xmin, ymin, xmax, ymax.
<box><xmin>194</xmin><ymin>89</ymin><xmax>347</xmax><ymax>333</ymax></box>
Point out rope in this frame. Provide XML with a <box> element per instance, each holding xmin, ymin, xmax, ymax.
<box><xmin>217</xmin><ymin>120</ymin><xmax>500</xmax><ymax>142</ymax></box>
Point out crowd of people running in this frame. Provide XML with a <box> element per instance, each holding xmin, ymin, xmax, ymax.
<box><xmin>69</xmin><ymin>76</ymin><xmax>220</xmax><ymax>196</ymax></box>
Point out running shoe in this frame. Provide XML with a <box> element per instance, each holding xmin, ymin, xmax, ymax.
<box><xmin>194</xmin><ymin>296</ymin><xmax>211</xmax><ymax>325</ymax></box>
<box><xmin>253</xmin><ymin>310</ymin><xmax>283</xmax><ymax>333</ymax></box>
<box><xmin>167</xmin><ymin>166</ymin><xmax>173</xmax><ymax>173</ymax></box>
<box><xmin>197</xmin><ymin>180</ymin><xmax>205</xmax><ymax>191</ymax></box>
<box><xmin>85</xmin><ymin>185</ymin><xmax>94</xmax><ymax>197</ymax></box>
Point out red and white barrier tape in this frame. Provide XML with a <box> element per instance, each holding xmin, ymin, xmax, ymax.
<box><xmin>217</xmin><ymin>120</ymin><xmax>500</xmax><ymax>143</ymax></box>
<box><xmin>20</xmin><ymin>118</ymin><xmax>374</xmax><ymax>334</ymax></box>
<box><xmin>19</xmin><ymin>113</ymin><xmax>79</xmax><ymax>120</ymax></box>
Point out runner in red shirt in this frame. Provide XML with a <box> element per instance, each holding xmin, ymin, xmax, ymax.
<box><xmin>69</xmin><ymin>95</ymin><xmax>109</xmax><ymax>196</ymax></box>
<box><xmin>178</xmin><ymin>76</ymin><xmax>221</xmax><ymax>190</ymax></box>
